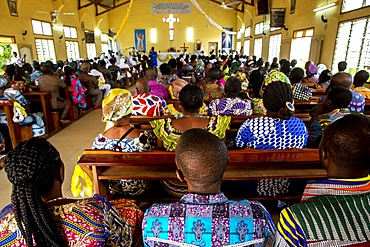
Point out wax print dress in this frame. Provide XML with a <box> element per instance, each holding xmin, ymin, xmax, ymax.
<box><xmin>208</xmin><ymin>97</ymin><xmax>253</xmax><ymax>116</ymax></box>
<box><xmin>0</xmin><ymin>194</ymin><xmax>142</xmax><ymax>246</ymax></box>
<box><xmin>132</xmin><ymin>93</ymin><xmax>166</xmax><ymax>116</ymax></box>
<box><xmin>234</xmin><ymin>116</ymin><xmax>308</xmax><ymax>197</ymax></box>
<box><xmin>92</xmin><ymin>131</ymin><xmax>155</xmax><ymax>195</ymax></box>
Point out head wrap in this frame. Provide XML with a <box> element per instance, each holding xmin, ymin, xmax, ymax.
<box><xmin>102</xmin><ymin>89</ymin><xmax>133</xmax><ymax>122</ymax></box>
<box><xmin>0</xmin><ymin>76</ymin><xmax>9</xmax><ymax>88</ymax></box>
<box><xmin>264</xmin><ymin>70</ymin><xmax>290</xmax><ymax>87</ymax></box>
<box><xmin>234</xmin><ymin>71</ymin><xmax>249</xmax><ymax>86</ymax></box>
<box><xmin>171</xmin><ymin>79</ymin><xmax>188</xmax><ymax>99</ymax></box>
<box><xmin>306</xmin><ymin>63</ymin><xmax>318</xmax><ymax>77</ymax></box>
<box><xmin>317</xmin><ymin>64</ymin><xmax>327</xmax><ymax>75</ymax></box>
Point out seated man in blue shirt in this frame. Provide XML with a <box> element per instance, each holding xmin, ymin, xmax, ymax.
<box><xmin>142</xmin><ymin>128</ymin><xmax>276</xmax><ymax>246</ymax></box>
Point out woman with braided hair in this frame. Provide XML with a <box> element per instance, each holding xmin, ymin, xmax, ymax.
<box><xmin>0</xmin><ymin>137</ymin><xmax>141</xmax><ymax>246</ymax></box>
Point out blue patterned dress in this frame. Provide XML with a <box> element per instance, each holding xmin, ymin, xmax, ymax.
<box><xmin>235</xmin><ymin>116</ymin><xmax>308</xmax><ymax>150</ymax></box>
<box><xmin>234</xmin><ymin>116</ymin><xmax>308</xmax><ymax>197</ymax></box>
<box><xmin>208</xmin><ymin>97</ymin><xmax>253</xmax><ymax>116</ymax></box>
<box><xmin>143</xmin><ymin>193</ymin><xmax>276</xmax><ymax>246</ymax></box>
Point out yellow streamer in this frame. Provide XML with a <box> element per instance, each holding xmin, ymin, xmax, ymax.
<box><xmin>108</xmin><ymin>0</ymin><xmax>134</xmax><ymax>40</ymax></box>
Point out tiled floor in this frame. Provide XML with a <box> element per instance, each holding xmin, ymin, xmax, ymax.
<box><xmin>0</xmin><ymin>109</ymin><xmax>105</xmax><ymax>209</ymax></box>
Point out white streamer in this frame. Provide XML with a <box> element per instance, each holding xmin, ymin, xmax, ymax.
<box><xmin>190</xmin><ymin>0</ymin><xmax>237</xmax><ymax>35</ymax></box>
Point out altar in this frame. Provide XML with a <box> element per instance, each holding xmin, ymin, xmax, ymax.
<box><xmin>157</xmin><ymin>52</ymin><xmax>183</xmax><ymax>65</ymax></box>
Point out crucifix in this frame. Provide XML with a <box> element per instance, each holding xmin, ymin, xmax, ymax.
<box><xmin>180</xmin><ymin>43</ymin><xmax>189</xmax><ymax>53</ymax></box>
<box><xmin>163</xmin><ymin>14</ymin><xmax>179</xmax><ymax>41</ymax></box>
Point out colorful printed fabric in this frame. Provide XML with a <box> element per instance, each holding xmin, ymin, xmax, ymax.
<box><xmin>292</xmin><ymin>83</ymin><xmax>312</xmax><ymax>101</ymax></box>
<box><xmin>150</xmin><ymin>116</ymin><xmax>231</xmax><ymax>151</ymax></box>
<box><xmin>202</xmin><ymin>83</ymin><xmax>225</xmax><ymax>101</ymax></box>
<box><xmin>70</xmin><ymin>76</ymin><xmax>87</xmax><ymax>108</ymax></box>
<box><xmin>164</xmin><ymin>103</ymin><xmax>208</xmax><ymax>118</ymax></box>
<box><xmin>157</xmin><ymin>74</ymin><xmax>178</xmax><ymax>88</ymax></box>
<box><xmin>142</xmin><ymin>193</ymin><xmax>276</xmax><ymax>247</ymax></box>
<box><xmin>235</xmin><ymin>116</ymin><xmax>308</xmax><ymax>150</ymax></box>
<box><xmin>149</xmin><ymin>80</ymin><xmax>169</xmax><ymax>100</ymax></box>
<box><xmin>252</xmin><ymin>98</ymin><xmax>267</xmax><ymax>115</ymax></box>
<box><xmin>264</xmin><ymin>70</ymin><xmax>290</xmax><ymax>87</ymax></box>
<box><xmin>102</xmin><ymin>89</ymin><xmax>133</xmax><ymax>122</ymax></box>
<box><xmin>169</xmin><ymin>79</ymin><xmax>188</xmax><ymax>99</ymax></box>
<box><xmin>132</xmin><ymin>93</ymin><xmax>166</xmax><ymax>116</ymax></box>
<box><xmin>275</xmin><ymin>176</ymin><xmax>370</xmax><ymax>247</ymax></box>
<box><xmin>319</xmin><ymin>92</ymin><xmax>365</xmax><ymax>113</ymax></box>
<box><xmin>92</xmin><ymin>131</ymin><xmax>155</xmax><ymax>152</ymax></box>
<box><xmin>0</xmin><ymin>194</ymin><xmax>141</xmax><ymax>246</ymax></box>
<box><xmin>208</xmin><ymin>97</ymin><xmax>253</xmax><ymax>116</ymax></box>
<box><xmin>309</xmin><ymin>108</ymin><xmax>355</xmax><ymax>144</ymax></box>
<box><xmin>0</xmin><ymin>91</ymin><xmax>45</xmax><ymax>137</ymax></box>
<box><xmin>353</xmin><ymin>86</ymin><xmax>370</xmax><ymax>99</ymax></box>
<box><xmin>92</xmin><ymin>131</ymin><xmax>155</xmax><ymax>195</ymax></box>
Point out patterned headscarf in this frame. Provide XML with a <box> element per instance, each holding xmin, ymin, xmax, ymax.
<box><xmin>307</xmin><ymin>63</ymin><xmax>318</xmax><ymax>77</ymax></box>
<box><xmin>102</xmin><ymin>89</ymin><xmax>133</xmax><ymax>122</ymax></box>
<box><xmin>171</xmin><ymin>79</ymin><xmax>188</xmax><ymax>99</ymax></box>
<box><xmin>264</xmin><ymin>70</ymin><xmax>290</xmax><ymax>87</ymax></box>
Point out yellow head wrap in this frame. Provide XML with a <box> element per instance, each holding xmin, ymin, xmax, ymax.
<box><xmin>102</xmin><ymin>89</ymin><xmax>133</xmax><ymax>122</ymax></box>
<box><xmin>264</xmin><ymin>70</ymin><xmax>291</xmax><ymax>87</ymax></box>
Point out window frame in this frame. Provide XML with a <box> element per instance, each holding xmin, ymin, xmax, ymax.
<box><xmin>63</xmin><ymin>26</ymin><xmax>78</xmax><ymax>39</ymax></box>
<box><xmin>268</xmin><ymin>33</ymin><xmax>282</xmax><ymax>63</ymax></box>
<box><xmin>31</xmin><ymin>19</ymin><xmax>53</xmax><ymax>36</ymax></box>
<box><xmin>255</xmin><ymin>22</ymin><xmax>264</xmax><ymax>36</ymax></box>
<box><xmin>34</xmin><ymin>38</ymin><xmax>56</xmax><ymax>63</ymax></box>
<box><xmin>340</xmin><ymin>0</ymin><xmax>370</xmax><ymax>14</ymax></box>
<box><xmin>293</xmin><ymin>27</ymin><xmax>314</xmax><ymax>39</ymax></box>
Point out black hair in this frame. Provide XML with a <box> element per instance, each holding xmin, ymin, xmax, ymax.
<box><xmin>290</xmin><ymin>67</ymin><xmax>304</xmax><ymax>82</ymax></box>
<box><xmin>168</xmin><ymin>58</ymin><xmax>177</xmax><ymax>69</ymax></box>
<box><xmin>109</xmin><ymin>58</ymin><xmax>116</xmax><ymax>64</ymax></box>
<box><xmin>263</xmin><ymin>81</ymin><xmax>294</xmax><ymax>119</ymax></box>
<box><xmin>98</xmin><ymin>59</ymin><xmax>106</xmax><ymax>67</ymax></box>
<box><xmin>322</xmin><ymin>114</ymin><xmax>370</xmax><ymax>171</ymax></box>
<box><xmin>318</xmin><ymin>69</ymin><xmax>332</xmax><ymax>84</ymax></box>
<box><xmin>327</xmin><ymin>86</ymin><xmax>352</xmax><ymax>109</ymax></box>
<box><xmin>281</xmin><ymin>61</ymin><xmax>291</xmax><ymax>76</ymax></box>
<box><xmin>22</xmin><ymin>63</ymin><xmax>33</xmax><ymax>74</ymax></box>
<box><xmin>338</xmin><ymin>61</ymin><xmax>347</xmax><ymax>72</ymax></box>
<box><xmin>63</xmin><ymin>66</ymin><xmax>73</xmax><ymax>86</ymax></box>
<box><xmin>176</xmin><ymin>129</ymin><xmax>228</xmax><ymax>187</ymax></box>
<box><xmin>354</xmin><ymin>70</ymin><xmax>369</xmax><ymax>87</ymax></box>
<box><xmin>45</xmin><ymin>61</ymin><xmax>55</xmax><ymax>71</ymax></box>
<box><xmin>4</xmin><ymin>137</ymin><xmax>66</xmax><ymax>246</ymax></box>
<box><xmin>159</xmin><ymin>63</ymin><xmax>171</xmax><ymax>75</ymax></box>
<box><xmin>5</xmin><ymin>64</ymin><xmax>16</xmax><ymax>78</ymax></box>
<box><xmin>176</xmin><ymin>61</ymin><xmax>183</xmax><ymax>70</ymax></box>
<box><xmin>208</xmin><ymin>67</ymin><xmax>220</xmax><ymax>81</ymax></box>
<box><xmin>225</xmin><ymin>76</ymin><xmax>242</xmax><ymax>97</ymax></box>
<box><xmin>179</xmin><ymin>84</ymin><xmax>203</xmax><ymax>113</ymax></box>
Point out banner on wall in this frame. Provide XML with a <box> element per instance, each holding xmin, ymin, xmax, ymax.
<box><xmin>151</xmin><ymin>2</ymin><xmax>191</xmax><ymax>14</ymax></box>
<box><xmin>134</xmin><ymin>29</ymin><xmax>146</xmax><ymax>52</ymax></box>
<box><xmin>221</xmin><ymin>28</ymin><xmax>233</xmax><ymax>51</ymax></box>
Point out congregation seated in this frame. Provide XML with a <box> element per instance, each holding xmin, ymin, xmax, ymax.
<box><xmin>208</xmin><ymin>76</ymin><xmax>253</xmax><ymax>116</ymax></box>
<box><xmin>156</xmin><ymin>63</ymin><xmax>177</xmax><ymax>88</ymax></box>
<box><xmin>93</xmin><ymin>88</ymin><xmax>155</xmax><ymax>196</ymax></box>
<box><xmin>316</xmin><ymin>69</ymin><xmax>332</xmax><ymax>89</ymax></box>
<box><xmin>313</xmin><ymin>72</ymin><xmax>365</xmax><ymax>114</ymax></box>
<box><xmin>132</xmin><ymin>78</ymin><xmax>166</xmax><ymax>116</ymax></box>
<box><xmin>38</xmin><ymin>64</ymin><xmax>71</xmax><ymax>124</ymax></box>
<box><xmin>0</xmin><ymin>137</ymin><xmax>143</xmax><ymax>246</ymax></box>
<box><xmin>275</xmin><ymin>114</ymin><xmax>370</xmax><ymax>246</ymax></box>
<box><xmin>78</xmin><ymin>62</ymin><xmax>103</xmax><ymax>109</ymax></box>
<box><xmin>150</xmin><ymin>84</ymin><xmax>230</xmax><ymax>151</ymax></box>
<box><xmin>290</xmin><ymin>67</ymin><xmax>312</xmax><ymax>101</ymax></box>
<box><xmin>308</xmin><ymin>86</ymin><xmax>354</xmax><ymax>147</ymax></box>
<box><xmin>97</xmin><ymin>59</ymin><xmax>114</xmax><ymax>86</ymax></box>
<box><xmin>0</xmin><ymin>75</ymin><xmax>45</xmax><ymax>137</ymax></box>
<box><xmin>353</xmin><ymin>70</ymin><xmax>370</xmax><ymax>99</ymax></box>
<box><xmin>142</xmin><ymin>129</ymin><xmax>276</xmax><ymax>246</ymax></box>
<box><xmin>146</xmin><ymin>68</ymin><xmax>169</xmax><ymax>100</ymax></box>
<box><xmin>108</xmin><ymin>57</ymin><xmax>124</xmax><ymax>87</ymax></box>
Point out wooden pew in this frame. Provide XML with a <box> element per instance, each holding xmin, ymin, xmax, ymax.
<box><xmin>78</xmin><ymin>148</ymin><xmax>325</xmax><ymax>201</ymax></box>
<box><xmin>0</xmin><ymin>100</ymin><xmax>33</xmax><ymax>148</ymax></box>
<box><xmin>22</xmin><ymin>91</ymin><xmax>55</xmax><ymax>134</ymax></box>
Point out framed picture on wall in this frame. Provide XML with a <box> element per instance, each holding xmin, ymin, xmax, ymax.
<box><xmin>221</xmin><ymin>28</ymin><xmax>233</xmax><ymax>52</ymax></box>
<box><xmin>291</xmin><ymin>0</ymin><xmax>296</xmax><ymax>14</ymax></box>
<box><xmin>8</xmin><ymin>0</ymin><xmax>18</xmax><ymax>17</ymax></box>
<box><xmin>134</xmin><ymin>29</ymin><xmax>146</xmax><ymax>52</ymax></box>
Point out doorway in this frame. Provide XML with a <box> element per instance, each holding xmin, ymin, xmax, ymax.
<box><xmin>289</xmin><ymin>28</ymin><xmax>314</xmax><ymax>67</ymax></box>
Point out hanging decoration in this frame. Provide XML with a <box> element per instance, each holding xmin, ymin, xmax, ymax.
<box><xmin>108</xmin><ymin>0</ymin><xmax>134</xmax><ymax>40</ymax></box>
<box><xmin>190</xmin><ymin>0</ymin><xmax>237</xmax><ymax>35</ymax></box>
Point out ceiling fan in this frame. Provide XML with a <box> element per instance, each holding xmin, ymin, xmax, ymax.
<box><xmin>220</xmin><ymin>1</ymin><xmax>241</xmax><ymax>10</ymax></box>
<box><xmin>37</xmin><ymin>0</ymin><xmax>76</xmax><ymax>17</ymax></box>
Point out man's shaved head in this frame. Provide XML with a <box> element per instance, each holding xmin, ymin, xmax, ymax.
<box><xmin>136</xmin><ymin>78</ymin><xmax>150</xmax><ymax>94</ymax></box>
<box><xmin>330</xmin><ymin>72</ymin><xmax>352</xmax><ymax>89</ymax></box>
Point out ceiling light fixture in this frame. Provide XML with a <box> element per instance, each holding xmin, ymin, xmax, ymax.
<box><xmin>313</xmin><ymin>2</ymin><xmax>337</xmax><ymax>12</ymax></box>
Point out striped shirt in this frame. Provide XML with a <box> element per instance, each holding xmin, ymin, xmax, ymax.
<box><xmin>274</xmin><ymin>176</ymin><xmax>370</xmax><ymax>247</ymax></box>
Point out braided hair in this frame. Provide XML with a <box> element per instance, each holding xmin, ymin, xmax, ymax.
<box><xmin>4</xmin><ymin>137</ymin><xmax>66</xmax><ymax>246</ymax></box>
<box><xmin>263</xmin><ymin>81</ymin><xmax>294</xmax><ymax>120</ymax></box>
<box><xmin>179</xmin><ymin>84</ymin><xmax>203</xmax><ymax>113</ymax></box>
